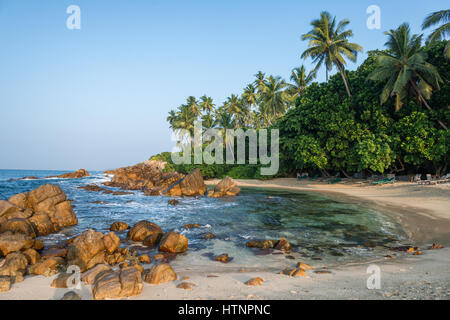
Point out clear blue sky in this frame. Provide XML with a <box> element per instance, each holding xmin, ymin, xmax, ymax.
<box><xmin>0</xmin><ymin>0</ymin><xmax>447</xmax><ymax>170</ymax></box>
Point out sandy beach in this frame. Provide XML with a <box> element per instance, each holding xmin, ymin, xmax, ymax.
<box><xmin>1</xmin><ymin>178</ymin><xmax>449</xmax><ymax>300</ymax></box>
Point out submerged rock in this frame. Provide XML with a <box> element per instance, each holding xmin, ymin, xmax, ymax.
<box><xmin>168</xmin><ymin>199</ymin><xmax>180</xmax><ymax>206</ymax></box>
<box><xmin>207</xmin><ymin>177</ymin><xmax>240</xmax><ymax>198</ymax></box>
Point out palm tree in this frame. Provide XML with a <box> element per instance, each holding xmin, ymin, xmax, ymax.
<box><xmin>422</xmin><ymin>9</ymin><xmax>450</xmax><ymax>57</ymax></box>
<box><xmin>254</xmin><ymin>71</ymin><xmax>267</xmax><ymax>93</ymax></box>
<box><xmin>259</xmin><ymin>76</ymin><xmax>289</xmax><ymax>125</ymax></box>
<box><xmin>201</xmin><ymin>113</ymin><xmax>217</xmax><ymax>130</ymax></box>
<box><xmin>225</xmin><ymin>94</ymin><xmax>243</xmax><ymax>128</ymax></box>
<box><xmin>186</xmin><ymin>96</ymin><xmax>201</xmax><ymax>117</ymax></box>
<box><xmin>176</xmin><ymin>104</ymin><xmax>197</xmax><ymax>137</ymax></box>
<box><xmin>301</xmin><ymin>11</ymin><xmax>363</xmax><ymax>97</ymax></box>
<box><xmin>199</xmin><ymin>95</ymin><xmax>215</xmax><ymax>115</ymax></box>
<box><xmin>242</xmin><ymin>84</ymin><xmax>259</xmax><ymax>126</ymax></box>
<box><xmin>368</xmin><ymin>23</ymin><xmax>447</xmax><ymax>130</ymax></box>
<box><xmin>167</xmin><ymin>110</ymin><xmax>178</xmax><ymax>130</ymax></box>
<box><xmin>288</xmin><ymin>65</ymin><xmax>316</xmax><ymax>101</ymax></box>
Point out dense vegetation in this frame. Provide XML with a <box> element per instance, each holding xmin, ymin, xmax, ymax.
<box><xmin>156</xmin><ymin>10</ymin><xmax>449</xmax><ymax>179</ymax></box>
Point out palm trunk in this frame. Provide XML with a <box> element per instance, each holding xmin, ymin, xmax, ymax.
<box><xmin>410</xmin><ymin>80</ymin><xmax>448</xmax><ymax>130</ymax></box>
<box><xmin>337</xmin><ymin>63</ymin><xmax>351</xmax><ymax>97</ymax></box>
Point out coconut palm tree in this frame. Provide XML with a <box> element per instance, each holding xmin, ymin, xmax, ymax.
<box><xmin>254</xmin><ymin>71</ymin><xmax>267</xmax><ymax>93</ymax></box>
<box><xmin>301</xmin><ymin>11</ymin><xmax>362</xmax><ymax>97</ymax></box>
<box><xmin>288</xmin><ymin>65</ymin><xmax>316</xmax><ymax>101</ymax></box>
<box><xmin>199</xmin><ymin>95</ymin><xmax>215</xmax><ymax>115</ymax></box>
<box><xmin>225</xmin><ymin>94</ymin><xmax>243</xmax><ymax>128</ymax></box>
<box><xmin>167</xmin><ymin>110</ymin><xmax>178</xmax><ymax>130</ymax></box>
<box><xmin>422</xmin><ymin>9</ymin><xmax>450</xmax><ymax>57</ymax></box>
<box><xmin>368</xmin><ymin>23</ymin><xmax>447</xmax><ymax>130</ymax></box>
<box><xmin>259</xmin><ymin>76</ymin><xmax>289</xmax><ymax>125</ymax></box>
<box><xmin>176</xmin><ymin>104</ymin><xmax>197</xmax><ymax>137</ymax></box>
<box><xmin>186</xmin><ymin>96</ymin><xmax>201</xmax><ymax>117</ymax></box>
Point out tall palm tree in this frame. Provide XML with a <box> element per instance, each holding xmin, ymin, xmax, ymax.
<box><xmin>301</xmin><ymin>11</ymin><xmax>363</xmax><ymax>97</ymax></box>
<box><xmin>288</xmin><ymin>65</ymin><xmax>316</xmax><ymax>101</ymax></box>
<box><xmin>368</xmin><ymin>23</ymin><xmax>447</xmax><ymax>130</ymax></box>
<box><xmin>422</xmin><ymin>9</ymin><xmax>450</xmax><ymax>57</ymax></box>
<box><xmin>199</xmin><ymin>95</ymin><xmax>215</xmax><ymax>115</ymax></box>
<box><xmin>186</xmin><ymin>96</ymin><xmax>201</xmax><ymax>117</ymax></box>
<box><xmin>259</xmin><ymin>76</ymin><xmax>289</xmax><ymax>125</ymax></box>
<box><xmin>176</xmin><ymin>104</ymin><xmax>197</xmax><ymax>137</ymax></box>
<box><xmin>254</xmin><ymin>71</ymin><xmax>267</xmax><ymax>93</ymax></box>
<box><xmin>242</xmin><ymin>84</ymin><xmax>259</xmax><ymax>127</ymax></box>
<box><xmin>225</xmin><ymin>94</ymin><xmax>243</xmax><ymax>128</ymax></box>
<box><xmin>167</xmin><ymin>110</ymin><xmax>178</xmax><ymax>130</ymax></box>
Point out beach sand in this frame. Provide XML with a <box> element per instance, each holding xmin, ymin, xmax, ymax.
<box><xmin>1</xmin><ymin>179</ymin><xmax>449</xmax><ymax>300</ymax></box>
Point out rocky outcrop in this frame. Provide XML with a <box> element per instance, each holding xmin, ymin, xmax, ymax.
<box><xmin>127</xmin><ymin>221</ymin><xmax>163</xmax><ymax>244</ymax></box>
<box><xmin>164</xmin><ymin>169</ymin><xmax>207</xmax><ymax>197</ymax></box>
<box><xmin>92</xmin><ymin>267</ymin><xmax>143</xmax><ymax>300</ymax></box>
<box><xmin>67</xmin><ymin>229</ymin><xmax>106</xmax><ymax>272</ymax></box>
<box><xmin>1</xmin><ymin>184</ymin><xmax>78</xmax><ymax>238</ymax></box>
<box><xmin>207</xmin><ymin>177</ymin><xmax>240</xmax><ymax>198</ymax></box>
<box><xmin>143</xmin><ymin>264</ymin><xmax>177</xmax><ymax>284</ymax></box>
<box><xmin>50</xmin><ymin>169</ymin><xmax>90</xmax><ymax>179</ymax></box>
<box><xmin>158</xmin><ymin>232</ymin><xmax>188</xmax><ymax>253</ymax></box>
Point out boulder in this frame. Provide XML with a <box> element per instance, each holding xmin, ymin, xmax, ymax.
<box><xmin>27</xmin><ymin>184</ymin><xmax>67</xmax><ymax>213</ymax></box>
<box><xmin>158</xmin><ymin>232</ymin><xmax>188</xmax><ymax>253</ymax></box>
<box><xmin>184</xmin><ymin>224</ymin><xmax>200</xmax><ymax>229</ymax></box>
<box><xmin>296</xmin><ymin>262</ymin><xmax>312</xmax><ymax>270</ymax></box>
<box><xmin>0</xmin><ymin>201</ymin><xmax>22</xmax><ymax>219</ymax></box>
<box><xmin>61</xmin><ymin>291</ymin><xmax>82</xmax><ymax>300</ymax></box>
<box><xmin>29</xmin><ymin>212</ymin><xmax>59</xmax><ymax>236</ymax></box>
<box><xmin>207</xmin><ymin>177</ymin><xmax>240</xmax><ymax>198</ymax></box>
<box><xmin>103</xmin><ymin>232</ymin><xmax>120</xmax><ymax>254</ymax></box>
<box><xmin>177</xmin><ymin>282</ymin><xmax>196</xmax><ymax>290</ymax></box>
<box><xmin>0</xmin><ymin>276</ymin><xmax>11</xmax><ymax>292</ymax></box>
<box><xmin>110</xmin><ymin>222</ymin><xmax>129</xmax><ymax>232</ymax></box>
<box><xmin>22</xmin><ymin>248</ymin><xmax>41</xmax><ymax>264</ymax></box>
<box><xmin>246</xmin><ymin>240</ymin><xmax>277</xmax><ymax>250</ymax></box>
<box><xmin>0</xmin><ymin>252</ymin><xmax>28</xmax><ymax>283</ymax></box>
<box><xmin>41</xmin><ymin>247</ymin><xmax>68</xmax><ymax>258</ymax></box>
<box><xmin>143</xmin><ymin>264</ymin><xmax>177</xmax><ymax>284</ymax></box>
<box><xmin>67</xmin><ymin>229</ymin><xmax>106</xmax><ymax>272</ymax></box>
<box><xmin>33</xmin><ymin>239</ymin><xmax>44</xmax><ymax>251</ymax></box>
<box><xmin>164</xmin><ymin>169</ymin><xmax>207</xmax><ymax>197</ymax></box>
<box><xmin>274</xmin><ymin>238</ymin><xmax>291</xmax><ymax>252</ymax></box>
<box><xmin>168</xmin><ymin>199</ymin><xmax>180</xmax><ymax>206</ymax></box>
<box><xmin>138</xmin><ymin>254</ymin><xmax>151</xmax><ymax>264</ymax></box>
<box><xmin>51</xmin><ymin>273</ymin><xmax>72</xmax><ymax>288</ymax></box>
<box><xmin>0</xmin><ymin>218</ymin><xmax>37</xmax><ymax>238</ymax></box>
<box><xmin>245</xmin><ymin>277</ymin><xmax>264</xmax><ymax>286</ymax></box>
<box><xmin>81</xmin><ymin>264</ymin><xmax>112</xmax><ymax>285</ymax></box>
<box><xmin>0</xmin><ymin>232</ymin><xmax>34</xmax><ymax>256</ymax></box>
<box><xmin>28</xmin><ymin>257</ymin><xmax>64</xmax><ymax>276</ymax></box>
<box><xmin>92</xmin><ymin>267</ymin><xmax>143</xmax><ymax>300</ymax></box>
<box><xmin>127</xmin><ymin>221</ymin><xmax>163</xmax><ymax>243</ymax></box>
<box><xmin>215</xmin><ymin>254</ymin><xmax>230</xmax><ymax>263</ymax></box>
<box><xmin>8</xmin><ymin>193</ymin><xmax>29</xmax><ymax>210</ymax></box>
<box><xmin>48</xmin><ymin>201</ymin><xmax>78</xmax><ymax>228</ymax></box>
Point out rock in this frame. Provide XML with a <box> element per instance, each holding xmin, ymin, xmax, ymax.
<box><xmin>0</xmin><ymin>232</ymin><xmax>34</xmax><ymax>256</ymax></box>
<box><xmin>245</xmin><ymin>277</ymin><xmax>264</xmax><ymax>286</ymax></box>
<box><xmin>274</xmin><ymin>238</ymin><xmax>291</xmax><ymax>252</ymax></box>
<box><xmin>105</xmin><ymin>252</ymin><xmax>125</xmax><ymax>266</ymax></box>
<box><xmin>168</xmin><ymin>199</ymin><xmax>180</xmax><ymax>206</ymax></box>
<box><xmin>52</xmin><ymin>169</ymin><xmax>90</xmax><ymax>179</ymax></box>
<box><xmin>67</xmin><ymin>229</ymin><xmax>106</xmax><ymax>272</ymax></box>
<box><xmin>215</xmin><ymin>254</ymin><xmax>230</xmax><ymax>263</ymax></box>
<box><xmin>0</xmin><ymin>201</ymin><xmax>22</xmax><ymax>219</ymax></box>
<box><xmin>0</xmin><ymin>252</ymin><xmax>28</xmax><ymax>282</ymax></box>
<box><xmin>61</xmin><ymin>291</ymin><xmax>82</xmax><ymax>300</ymax></box>
<box><xmin>28</xmin><ymin>257</ymin><xmax>64</xmax><ymax>276</ymax></box>
<box><xmin>92</xmin><ymin>267</ymin><xmax>143</xmax><ymax>300</ymax></box>
<box><xmin>78</xmin><ymin>185</ymin><xmax>106</xmax><ymax>192</ymax></box>
<box><xmin>203</xmin><ymin>233</ymin><xmax>215</xmax><ymax>240</ymax></box>
<box><xmin>164</xmin><ymin>169</ymin><xmax>207</xmax><ymax>197</ymax></box>
<box><xmin>41</xmin><ymin>247</ymin><xmax>68</xmax><ymax>258</ymax></box>
<box><xmin>177</xmin><ymin>282</ymin><xmax>196</xmax><ymax>290</ymax></box>
<box><xmin>0</xmin><ymin>218</ymin><xmax>37</xmax><ymax>238</ymax></box>
<box><xmin>127</xmin><ymin>221</ymin><xmax>163</xmax><ymax>243</ymax></box>
<box><xmin>138</xmin><ymin>255</ymin><xmax>151</xmax><ymax>264</ymax></box>
<box><xmin>184</xmin><ymin>224</ymin><xmax>201</xmax><ymax>229</ymax></box>
<box><xmin>296</xmin><ymin>262</ymin><xmax>312</xmax><ymax>270</ymax></box>
<box><xmin>143</xmin><ymin>233</ymin><xmax>163</xmax><ymax>248</ymax></box>
<box><xmin>0</xmin><ymin>276</ymin><xmax>11</xmax><ymax>292</ymax></box>
<box><xmin>291</xmin><ymin>268</ymin><xmax>307</xmax><ymax>277</ymax></box>
<box><xmin>207</xmin><ymin>177</ymin><xmax>240</xmax><ymax>198</ymax></box>
<box><xmin>159</xmin><ymin>232</ymin><xmax>188</xmax><ymax>253</ymax></box>
<box><xmin>8</xmin><ymin>193</ymin><xmax>29</xmax><ymax>210</ymax></box>
<box><xmin>27</xmin><ymin>184</ymin><xmax>67</xmax><ymax>212</ymax></box>
<box><xmin>23</xmin><ymin>248</ymin><xmax>41</xmax><ymax>264</ymax></box>
<box><xmin>246</xmin><ymin>240</ymin><xmax>276</xmax><ymax>250</ymax></box>
<box><xmin>110</xmin><ymin>221</ymin><xmax>129</xmax><ymax>232</ymax></box>
<box><xmin>430</xmin><ymin>243</ymin><xmax>444</xmax><ymax>250</ymax></box>
<box><xmin>49</xmin><ymin>201</ymin><xmax>78</xmax><ymax>228</ymax></box>
<box><xmin>81</xmin><ymin>264</ymin><xmax>112</xmax><ymax>285</ymax></box>
<box><xmin>33</xmin><ymin>239</ymin><xmax>44</xmax><ymax>251</ymax></box>
<box><xmin>103</xmin><ymin>232</ymin><xmax>120</xmax><ymax>254</ymax></box>
<box><xmin>29</xmin><ymin>212</ymin><xmax>59</xmax><ymax>236</ymax></box>
<box><xmin>143</xmin><ymin>264</ymin><xmax>177</xmax><ymax>284</ymax></box>
<box><xmin>51</xmin><ymin>273</ymin><xmax>72</xmax><ymax>288</ymax></box>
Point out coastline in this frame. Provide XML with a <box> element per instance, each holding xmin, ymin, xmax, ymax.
<box><xmin>206</xmin><ymin>178</ymin><xmax>450</xmax><ymax>246</ymax></box>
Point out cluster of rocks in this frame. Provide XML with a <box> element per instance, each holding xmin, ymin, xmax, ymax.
<box><xmin>77</xmin><ymin>185</ymin><xmax>133</xmax><ymax>196</ymax></box>
<box><xmin>207</xmin><ymin>177</ymin><xmax>240</xmax><ymax>198</ymax></box>
<box><xmin>12</xmin><ymin>169</ymin><xmax>90</xmax><ymax>181</ymax></box>
<box><xmin>246</xmin><ymin>238</ymin><xmax>292</xmax><ymax>252</ymax></box>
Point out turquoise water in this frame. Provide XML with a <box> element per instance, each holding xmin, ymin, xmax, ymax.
<box><xmin>0</xmin><ymin>169</ymin><xmax>408</xmax><ymax>268</ymax></box>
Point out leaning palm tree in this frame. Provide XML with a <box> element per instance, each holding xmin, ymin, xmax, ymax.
<box><xmin>288</xmin><ymin>65</ymin><xmax>316</xmax><ymax>101</ymax></box>
<box><xmin>301</xmin><ymin>11</ymin><xmax>363</xmax><ymax>97</ymax></box>
<box><xmin>422</xmin><ymin>9</ymin><xmax>450</xmax><ymax>57</ymax></box>
<box><xmin>259</xmin><ymin>76</ymin><xmax>289</xmax><ymax>125</ymax></box>
<box><xmin>368</xmin><ymin>23</ymin><xmax>447</xmax><ymax>130</ymax></box>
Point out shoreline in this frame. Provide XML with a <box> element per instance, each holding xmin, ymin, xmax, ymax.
<box><xmin>206</xmin><ymin>178</ymin><xmax>450</xmax><ymax>246</ymax></box>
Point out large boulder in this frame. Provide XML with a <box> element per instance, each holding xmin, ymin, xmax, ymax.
<box><xmin>0</xmin><ymin>218</ymin><xmax>37</xmax><ymax>238</ymax></box>
<box><xmin>207</xmin><ymin>177</ymin><xmax>240</xmax><ymax>198</ymax></box>
<box><xmin>164</xmin><ymin>169</ymin><xmax>207</xmax><ymax>197</ymax></box>
<box><xmin>0</xmin><ymin>201</ymin><xmax>22</xmax><ymax>219</ymax></box>
<box><xmin>8</xmin><ymin>193</ymin><xmax>29</xmax><ymax>210</ymax></box>
<box><xmin>28</xmin><ymin>256</ymin><xmax>65</xmax><ymax>276</ymax></box>
<box><xmin>127</xmin><ymin>221</ymin><xmax>163</xmax><ymax>243</ymax></box>
<box><xmin>103</xmin><ymin>232</ymin><xmax>120</xmax><ymax>254</ymax></box>
<box><xmin>143</xmin><ymin>264</ymin><xmax>177</xmax><ymax>284</ymax></box>
<box><xmin>81</xmin><ymin>264</ymin><xmax>112</xmax><ymax>285</ymax></box>
<box><xmin>0</xmin><ymin>232</ymin><xmax>34</xmax><ymax>256</ymax></box>
<box><xmin>22</xmin><ymin>248</ymin><xmax>41</xmax><ymax>264</ymax></box>
<box><xmin>92</xmin><ymin>267</ymin><xmax>143</xmax><ymax>300</ymax></box>
<box><xmin>27</xmin><ymin>184</ymin><xmax>67</xmax><ymax>212</ymax></box>
<box><xmin>0</xmin><ymin>252</ymin><xmax>28</xmax><ymax>283</ymax></box>
<box><xmin>67</xmin><ymin>229</ymin><xmax>106</xmax><ymax>272</ymax></box>
<box><xmin>28</xmin><ymin>212</ymin><xmax>59</xmax><ymax>236</ymax></box>
<box><xmin>158</xmin><ymin>232</ymin><xmax>188</xmax><ymax>253</ymax></box>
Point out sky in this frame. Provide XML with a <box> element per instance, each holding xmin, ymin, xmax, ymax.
<box><xmin>0</xmin><ymin>0</ymin><xmax>447</xmax><ymax>170</ymax></box>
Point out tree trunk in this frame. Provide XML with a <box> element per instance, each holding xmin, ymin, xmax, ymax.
<box><xmin>337</xmin><ymin>63</ymin><xmax>351</xmax><ymax>97</ymax></box>
<box><xmin>410</xmin><ymin>80</ymin><xmax>448</xmax><ymax>130</ymax></box>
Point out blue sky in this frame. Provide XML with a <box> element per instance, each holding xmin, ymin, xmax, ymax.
<box><xmin>0</xmin><ymin>0</ymin><xmax>447</xmax><ymax>170</ymax></box>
